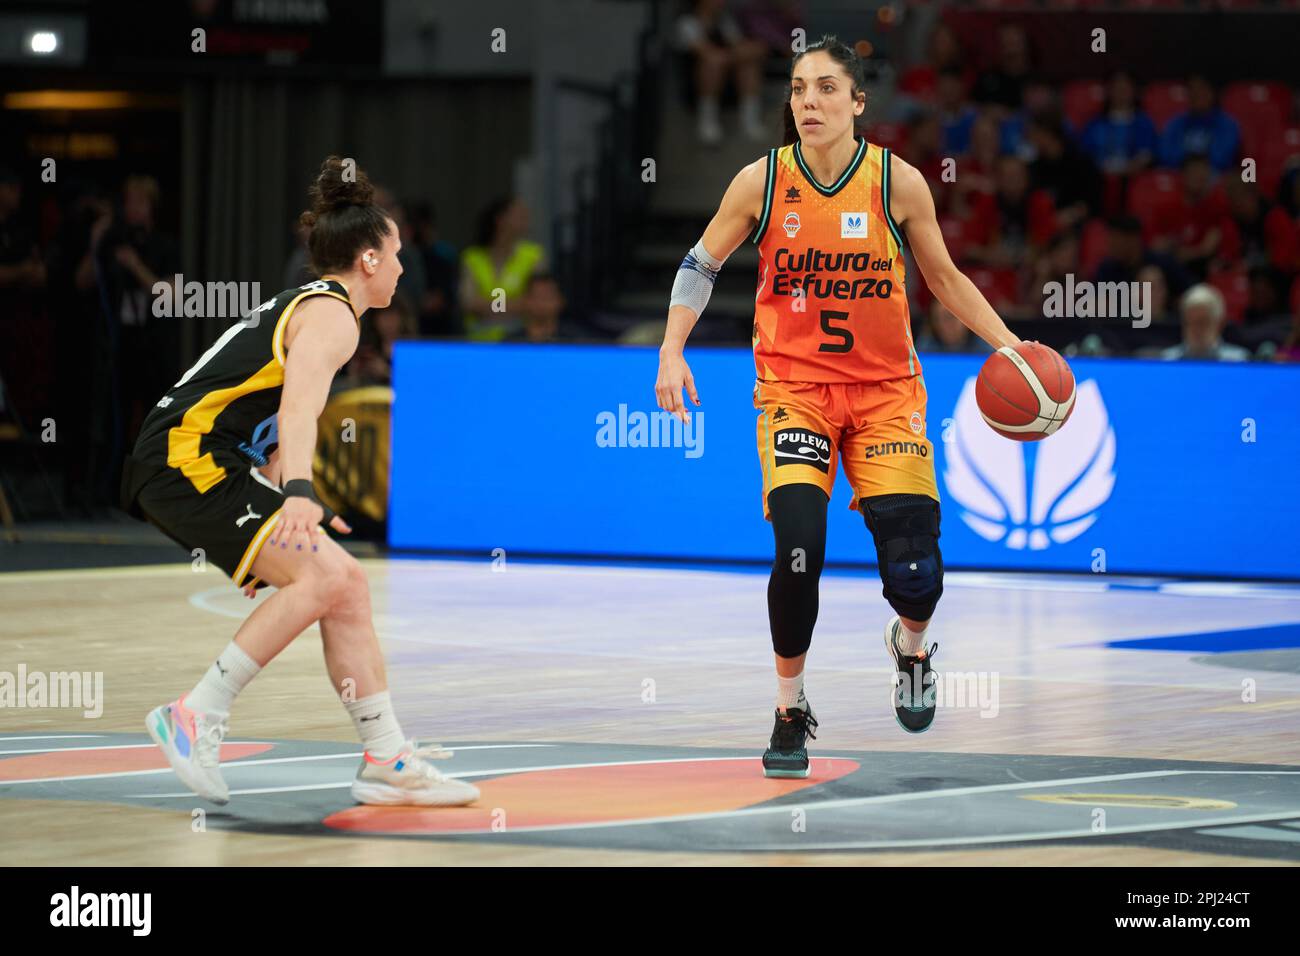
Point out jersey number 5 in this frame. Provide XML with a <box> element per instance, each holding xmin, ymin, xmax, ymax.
<box><xmin>817</xmin><ymin>310</ymin><xmax>853</xmax><ymax>353</ymax></box>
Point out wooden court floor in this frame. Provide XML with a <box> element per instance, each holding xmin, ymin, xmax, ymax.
<box><xmin>2</xmin><ymin>558</ymin><xmax>1298</xmax><ymax>866</ymax></box>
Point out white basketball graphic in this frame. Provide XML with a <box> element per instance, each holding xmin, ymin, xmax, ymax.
<box><xmin>944</xmin><ymin>377</ymin><xmax>1116</xmax><ymax>550</ymax></box>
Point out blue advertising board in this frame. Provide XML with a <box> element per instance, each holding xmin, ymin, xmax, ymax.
<box><xmin>391</xmin><ymin>342</ymin><xmax>1300</xmax><ymax>579</ymax></box>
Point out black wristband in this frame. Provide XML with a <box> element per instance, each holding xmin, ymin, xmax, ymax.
<box><xmin>281</xmin><ymin>479</ymin><xmax>336</xmax><ymax>527</ymax></box>
<box><xmin>282</xmin><ymin>479</ymin><xmax>316</xmax><ymax>499</ymax></box>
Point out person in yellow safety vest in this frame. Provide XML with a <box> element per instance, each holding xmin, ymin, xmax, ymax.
<box><xmin>459</xmin><ymin>196</ymin><xmax>546</xmax><ymax>341</ymax></box>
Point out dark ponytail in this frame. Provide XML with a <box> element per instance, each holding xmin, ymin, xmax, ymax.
<box><xmin>782</xmin><ymin>34</ymin><xmax>869</xmax><ymax>146</ymax></box>
<box><xmin>299</xmin><ymin>156</ymin><xmax>392</xmax><ymax>276</ymax></box>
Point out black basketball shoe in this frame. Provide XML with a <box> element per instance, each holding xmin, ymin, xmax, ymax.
<box><xmin>884</xmin><ymin>616</ymin><xmax>939</xmax><ymax>734</ymax></box>
<box><xmin>762</xmin><ymin>695</ymin><xmax>819</xmax><ymax>778</ymax></box>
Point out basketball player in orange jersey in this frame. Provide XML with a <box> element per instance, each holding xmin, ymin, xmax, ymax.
<box><xmin>655</xmin><ymin>36</ymin><xmax>1023</xmax><ymax>777</ymax></box>
<box><xmin>120</xmin><ymin>157</ymin><xmax>478</xmax><ymax>806</ymax></box>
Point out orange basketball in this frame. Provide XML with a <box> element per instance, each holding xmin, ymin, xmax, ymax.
<box><xmin>975</xmin><ymin>342</ymin><xmax>1075</xmax><ymax>441</ymax></box>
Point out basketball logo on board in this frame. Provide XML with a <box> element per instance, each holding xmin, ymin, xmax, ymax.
<box><xmin>942</xmin><ymin>377</ymin><xmax>1116</xmax><ymax>550</ymax></box>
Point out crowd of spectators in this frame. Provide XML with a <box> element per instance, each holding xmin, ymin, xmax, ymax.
<box><xmin>891</xmin><ymin>19</ymin><xmax>1300</xmax><ymax>362</ymax></box>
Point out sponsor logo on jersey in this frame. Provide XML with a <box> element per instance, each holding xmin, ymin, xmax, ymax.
<box><xmin>841</xmin><ymin>212</ymin><xmax>868</xmax><ymax>238</ymax></box>
<box><xmin>942</xmin><ymin>377</ymin><xmax>1116</xmax><ymax>550</ymax></box>
<box><xmin>773</xmin><ymin>428</ymin><xmax>831</xmax><ymax>472</ymax></box>
<box><xmin>864</xmin><ymin>440</ymin><xmax>929</xmax><ymax>460</ymax></box>
<box><xmin>782</xmin><ymin>213</ymin><xmax>801</xmax><ymax>237</ymax></box>
<box><xmin>910</xmin><ymin>411</ymin><xmax>924</xmax><ymax>434</ymax></box>
<box><xmin>772</xmin><ymin>406</ymin><xmax>790</xmax><ymax>424</ymax></box>
<box><xmin>237</xmin><ymin>413</ymin><xmax>279</xmax><ymax>467</ymax></box>
<box><xmin>767</xmin><ymin>248</ymin><xmax>897</xmax><ymax>302</ymax></box>
<box><xmin>784</xmin><ymin>186</ymin><xmax>801</xmax><ymax>203</ymax></box>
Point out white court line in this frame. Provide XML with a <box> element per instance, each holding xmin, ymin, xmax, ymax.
<box><xmin>0</xmin><ymin>735</ymin><xmax>105</xmax><ymax>741</ymax></box>
<box><xmin>0</xmin><ymin>743</ymin><xmax>177</xmax><ymax>756</ymax></box>
<box><xmin>0</xmin><ymin>743</ymin><xmax>554</xmax><ymax>790</ymax></box>
<box><xmin>742</xmin><ymin>810</ymin><xmax>1300</xmax><ymax>851</ymax></box>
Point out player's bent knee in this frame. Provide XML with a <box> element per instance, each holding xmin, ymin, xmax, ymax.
<box><xmin>860</xmin><ymin>493</ymin><xmax>944</xmax><ymax>621</ymax></box>
<box><xmin>323</xmin><ymin>556</ymin><xmax>370</xmax><ymax>617</ymax></box>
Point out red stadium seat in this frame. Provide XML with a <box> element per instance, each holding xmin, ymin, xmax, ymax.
<box><xmin>1079</xmin><ymin>217</ymin><xmax>1109</xmax><ymax>278</ymax></box>
<box><xmin>1062</xmin><ymin>80</ymin><xmax>1105</xmax><ymax>131</ymax></box>
<box><xmin>1209</xmin><ymin>267</ymin><xmax>1249</xmax><ymax>324</ymax></box>
<box><xmin>1143</xmin><ymin>81</ymin><xmax>1189</xmax><ymax>132</ymax></box>
<box><xmin>1255</xmin><ymin>125</ymin><xmax>1300</xmax><ymax>197</ymax></box>
<box><xmin>938</xmin><ymin>214</ymin><xmax>972</xmax><ymax>262</ymax></box>
<box><xmin>1224</xmin><ymin>82</ymin><xmax>1294</xmax><ymax>170</ymax></box>
<box><xmin>1126</xmin><ymin>169</ymin><xmax>1180</xmax><ymax>232</ymax></box>
<box><xmin>968</xmin><ymin>267</ymin><xmax>1020</xmax><ymax>309</ymax></box>
<box><xmin>871</xmin><ymin>122</ymin><xmax>909</xmax><ymax>155</ymax></box>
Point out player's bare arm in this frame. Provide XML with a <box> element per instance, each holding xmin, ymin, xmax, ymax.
<box><xmin>271</xmin><ymin>296</ymin><xmax>358</xmax><ymax>552</ymax></box>
<box><xmin>656</xmin><ymin>157</ymin><xmax>767</xmax><ymax>423</ymax></box>
<box><xmin>889</xmin><ymin>155</ymin><xmax>1022</xmax><ymax>350</ymax></box>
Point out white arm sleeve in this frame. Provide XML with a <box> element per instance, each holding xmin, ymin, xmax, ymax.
<box><xmin>669</xmin><ymin>240</ymin><xmax>727</xmax><ymax>318</ymax></box>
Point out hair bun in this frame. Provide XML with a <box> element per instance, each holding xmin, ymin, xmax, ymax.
<box><xmin>307</xmin><ymin>155</ymin><xmax>375</xmax><ymax>216</ymax></box>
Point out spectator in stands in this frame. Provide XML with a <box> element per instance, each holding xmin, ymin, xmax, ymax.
<box><xmin>408</xmin><ymin>201</ymin><xmax>461</xmax><ymax>338</ymax></box>
<box><xmin>1160</xmin><ymin>284</ymin><xmax>1249</xmax><ymax>361</ymax></box>
<box><xmin>346</xmin><ymin>296</ymin><xmax>418</xmax><ymax>387</ymax></box>
<box><xmin>982</xmin><ymin>155</ymin><xmax>1055</xmax><ymax>265</ymax></box>
<box><xmin>0</xmin><ymin>166</ymin><xmax>48</xmax><ymax>440</ymax></box>
<box><xmin>0</xmin><ymin>167</ymin><xmax>45</xmax><ymax>294</ymax></box>
<box><xmin>1030</xmin><ymin>230</ymin><xmax>1081</xmax><ymax>313</ymax></box>
<box><xmin>507</xmin><ymin>273</ymin><xmax>577</xmax><ymax>343</ymax></box>
<box><xmin>96</xmin><ymin>174</ymin><xmax>181</xmax><ymax>443</ymax></box>
<box><xmin>915</xmin><ymin>299</ymin><xmax>990</xmax><ymax>354</ymax></box>
<box><xmin>906</xmin><ymin>112</ymin><xmax>946</xmax><ymax>192</ymax></box>
<box><xmin>1080</xmin><ymin>71</ymin><xmax>1158</xmax><ymax>176</ymax></box>
<box><xmin>957</xmin><ymin>113</ymin><xmax>1002</xmax><ymax>200</ymax></box>
<box><xmin>1223</xmin><ymin>177</ymin><xmax>1297</xmax><ymax>273</ymax></box>
<box><xmin>1094</xmin><ymin>214</ymin><xmax>1192</xmax><ymax>295</ymax></box>
<box><xmin>936</xmin><ymin>68</ymin><xmax>977</xmax><ymax>155</ymax></box>
<box><xmin>972</xmin><ymin>22</ymin><xmax>1032</xmax><ymax>113</ymax></box>
<box><xmin>898</xmin><ymin>19</ymin><xmax>967</xmax><ymax>105</ymax></box>
<box><xmin>738</xmin><ymin>0</ymin><xmax>804</xmax><ymax>62</ymax></box>
<box><xmin>1138</xmin><ymin>263</ymin><xmax>1178</xmax><ymax>327</ymax></box>
<box><xmin>1158</xmin><ymin>75</ymin><xmax>1240</xmax><ymax>173</ymax></box>
<box><xmin>373</xmin><ymin>188</ymin><xmax>427</xmax><ymax>323</ymax></box>
<box><xmin>1027</xmin><ymin>109</ymin><xmax>1103</xmax><ymax>230</ymax></box>
<box><xmin>675</xmin><ymin>0</ymin><xmax>770</xmax><ymax>144</ymax></box>
<box><xmin>1275</xmin><ymin>308</ymin><xmax>1300</xmax><ymax>362</ymax></box>
<box><xmin>1151</xmin><ymin>154</ymin><xmax>1232</xmax><ymax>279</ymax></box>
<box><xmin>460</xmin><ymin>196</ymin><xmax>546</xmax><ymax>341</ymax></box>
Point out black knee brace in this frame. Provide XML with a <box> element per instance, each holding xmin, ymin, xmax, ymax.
<box><xmin>860</xmin><ymin>493</ymin><xmax>943</xmax><ymax>622</ymax></box>
<box><xmin>767</xmin><ymin>483</ymin><xmax>828</xmax><ymax>659</ymax></box>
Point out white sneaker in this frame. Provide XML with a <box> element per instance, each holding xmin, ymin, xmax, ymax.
<box><xmin>146</xmin><ymin>696</ymin><xmax>230</xmax><ymax>804</ymax></box>
<box><xmin>351</xmin><ymin>740</ymin><xmax>480</xmax><ymax>807</ymax></box>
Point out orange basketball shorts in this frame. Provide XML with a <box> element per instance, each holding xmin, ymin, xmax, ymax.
<box><xmin>754</xmin><ymin>376</ymin><xmax>939</xmax><ymax>519</ymax></box>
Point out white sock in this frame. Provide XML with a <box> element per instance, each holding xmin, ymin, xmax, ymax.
<box><xmin>186</xmin><ymin>641</ymin><xmax>261</xmax><ymax>717</ymax></box>
<box><xmin>893</xmin><ymin>618</ymin><xmax>929</xmax><ymax>657</ymax></box>
<box><xmin>699</xmin><ymin>96</ymin><xmax>720</xmax><ymax>125</ymax></box>
<box><xmin>740</xmin><ymin>95</ymin><xmax>761</xmax><ymax>125</ymax></box>
<box><xmin>776</xmin><ymin>671</ymin><xmax>805</xmax><ymax>712</ymax></box>
<box><xmin>345</xmin><ymin>691</ymin><xmax>406</xmax><ymax>760</ymax></box>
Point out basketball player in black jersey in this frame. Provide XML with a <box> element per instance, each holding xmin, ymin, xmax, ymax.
<box><xmin>122</xmin><ymin>157</ymin><xmax>477</xmax><ymax>807</ymax></box>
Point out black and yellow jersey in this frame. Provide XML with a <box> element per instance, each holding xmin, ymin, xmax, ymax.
<box><xmin>127</xmin><ymin>276</ymin><xmax>358</xmax><ymax>500</ymax></box>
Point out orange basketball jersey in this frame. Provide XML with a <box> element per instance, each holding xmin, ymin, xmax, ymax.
<box><xmin>750</xmin><ymin>136</ymin><xmax>920</xmax><ymax>384</ymax></box>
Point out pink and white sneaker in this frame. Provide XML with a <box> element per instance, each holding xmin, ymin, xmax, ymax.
<box><xmin>146</xmin><ymin>696</ymin><xmax>230</xmax><ymax>804</ymax></box>
<box><xmin>351</xmin><ymin>740</ymin><xmax>479</xmax><ymax>807</ymax></box>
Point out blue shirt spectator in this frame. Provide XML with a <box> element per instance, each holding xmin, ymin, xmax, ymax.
<box><xmin>1158</xmin><ymin>75</ymin><xmax>1240</xmax><ymax>172</ymax></box>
